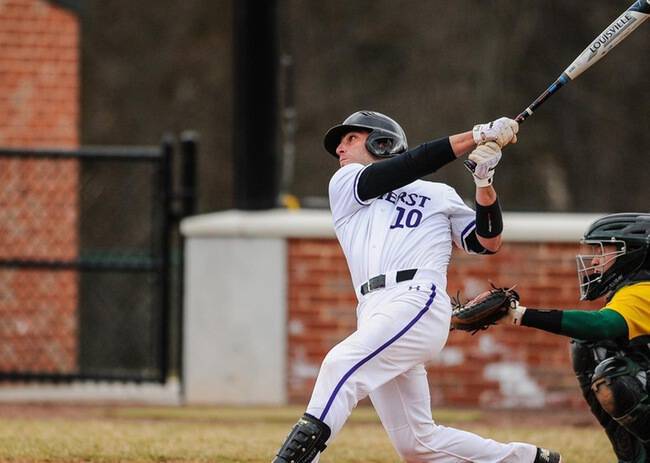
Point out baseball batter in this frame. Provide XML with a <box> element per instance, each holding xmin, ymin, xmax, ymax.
<box><xmin>272</xmin><ymin>111</ymin><xmax>561</xmax><ymax>463</ymax></box>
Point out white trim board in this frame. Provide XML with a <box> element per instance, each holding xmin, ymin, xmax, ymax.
<box><xmin>182</xmin><ymin>209</ymin><xmax>603</xmax><ymax>242</ymax></box>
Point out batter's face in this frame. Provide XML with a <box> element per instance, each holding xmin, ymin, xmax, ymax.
<box><xmin>336</xmin><ymin>131</ymin><xmax>376</xmax><ymax>167</ymax></box>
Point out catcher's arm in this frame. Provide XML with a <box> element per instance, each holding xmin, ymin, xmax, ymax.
<box><xmin>500</xmin><ymin>303</ymin><xmax>628</xmax><ymax>341</ymax></box>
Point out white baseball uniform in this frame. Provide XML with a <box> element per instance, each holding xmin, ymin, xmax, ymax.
<box><xmin>304</xmin><ymin>162</ymin><xmax>537</xmax><ymax>462</ymax></box>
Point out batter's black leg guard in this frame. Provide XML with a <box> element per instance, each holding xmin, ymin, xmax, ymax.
<box><xmin>533</xmin><ymin>447</ymin><xmax>562</xmax><ymax>463</ymax></box>
<box><xmin>272</xmin><ymin>413</ymin><xmax>331</xmax><ymax>463</ymax></box>
<box><xmin>592</xmin><ymin>356</ymin><xmax>650</xmax><ymax>445</ymax></box>
<box><xmin>571</xmin><ymin>340</ymin><xmax>646</xmax><ymax>463</ymax></box>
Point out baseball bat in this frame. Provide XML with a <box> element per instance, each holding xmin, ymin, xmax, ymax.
<box><xmin>465</xmin><ymin>0</ymin><xmax>650</xmax><ymax>171</ymax></box>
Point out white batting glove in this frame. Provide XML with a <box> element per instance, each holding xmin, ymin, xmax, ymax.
<box><xmin>467</xmin><ymin>141</ymin><xmax>501</xmax><ymax>187</ymax></box>
<box><xmin>472</xmin><ymin>117</ymin><xmax>519</xmax><ymax>148</ymax></box>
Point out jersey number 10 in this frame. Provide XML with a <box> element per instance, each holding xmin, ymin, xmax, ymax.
<box><xmin>390</xmin><ymin>206</ymin><xmax>423</xmax><ymax>229</ymax></box>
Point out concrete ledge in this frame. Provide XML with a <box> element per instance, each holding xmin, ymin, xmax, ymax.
<box><xmin>501</xmin><ymin>212</ymin><xmax>603</xmax><ymax>242</ymax></box>
<box><xmin>181</xmin><ymin>209</ymin><xmax>335</xmax><ymax>239</ymax></box>
<box><xmin>0</xmin><ymin>378</ymin><xmax>181</xmax><ymax>404</ymax></box>
<box><xmin>181</xmin><ymin>209</ymin><xmax>604</xmax><ymax>242</ymax></box>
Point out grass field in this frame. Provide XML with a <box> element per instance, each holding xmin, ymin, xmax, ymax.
<box><xmin>0</xmin><ymin>404</ymin><xmax>614</xmax><ymax>462</ymax></box>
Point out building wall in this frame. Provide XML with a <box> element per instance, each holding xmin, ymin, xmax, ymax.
<box><xmin>0</xmin><ymin>0</ymin><xmax>79</xmax><ymax>373</ymax></box>
<box><xmin>0</xmin><ymin>0</ymin><xmax>78</xmax><ymax>147</ymax></box>
<box><xmin>287</xmin><ymin>239</ymin><xmax>601</xmax><ymax>408</ymax></box>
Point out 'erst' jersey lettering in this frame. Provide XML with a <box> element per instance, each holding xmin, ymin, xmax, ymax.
<box><xmin>329</xmin><ymin>162</ymin><xmax>478</xmax><ymax>297</ymax></box>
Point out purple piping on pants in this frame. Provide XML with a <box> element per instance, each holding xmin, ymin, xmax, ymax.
<box><xmin>319</xmin><ymin>283</ymin><xmax>437</xmax><ymax>421</ymax></box>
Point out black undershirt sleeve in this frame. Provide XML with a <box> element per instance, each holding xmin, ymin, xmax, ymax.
<box><xmin>521</xmin><ymin>308</ymin><xmax>629</xmax><ymax>340</ymax></box>
<box><xmin>357</xmin><ymin>137</ymin><xmax>456</xmax><ymax>201</ymax></box>
<box><xmin>521</xmin><ymin>309</ymin><xmax>564</xmax><ymax>335</ymax></box>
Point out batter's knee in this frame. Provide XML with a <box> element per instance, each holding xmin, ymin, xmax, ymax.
<box><xmin>592</xmin><ymin>356</ymin><xmax>650</xmax><ymax>443</ymax></box>
<box><xmin>392</xmin><ymin>439</ymin><xmax>430</xmax><ymax>462</ymax></box>
<box><xmin>386</xmin><ymin>422</ymin><xmax>438</xmax><ymax>462</ymax></box>
<box><xmin>318</xmin><ymin>348</ymin><xmax>353</xmax><ymax>382</ymax></box>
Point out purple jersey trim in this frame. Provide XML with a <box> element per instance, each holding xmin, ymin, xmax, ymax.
<box><xmin>319</xmin><ymin>284</ymin><xmax>437</xmax><ymax>421</ymax></box>
<box><xmin>460</xmin><ymin>220</ymin><xmax>476</xmax><ymax>251</ymax></box>
<box><xmin>352</xmin><ymin>165</ymin><xmax>370</xmax><ymax>206</ymax></box>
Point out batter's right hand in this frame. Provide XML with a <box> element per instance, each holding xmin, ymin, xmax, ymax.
<box><xmin>467</xmin><ymin>142</ymin><xmax>501</xmax><ymax>187</ymax></box>
<box><xmin>472</xmin><ymin>117</ymin><xmax>519</xmax><ymax>148</ymax></box>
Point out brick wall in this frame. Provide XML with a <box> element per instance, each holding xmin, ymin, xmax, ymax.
<box><xmin>0</xmin><ymin>0</ymin><xmax>79</xmax><ymax>373</ymax></box>
<box><xmin>287</xmin><ymin>239</ymin><xmax>601</xmax><ymax>409</ymax></box>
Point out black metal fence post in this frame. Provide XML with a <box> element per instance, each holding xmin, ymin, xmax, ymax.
<box><xmin>180</xmin><ymin>131</ymin><xmax>198</xmax><ymax>217</ymax></box>
<box><xmin>159</xmin><ymin>135</ymin><xmax>175</xmax><ymax>383</ymax></box>
<box><xmin>233</xmin><ymin>0</ymin><xmax>279</xmax><ymax>209</ymax></box>
<box><xmin>177</xmin><ymin>131</ymin><xmax>198</xmax><ymax>396</ymax></box>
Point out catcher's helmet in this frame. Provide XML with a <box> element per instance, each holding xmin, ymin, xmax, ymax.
<box><xmin>576</xmin><ymin>213</ymin><xmax>650</xmax><ymax>300</ymax></box>
<box><xmin>323</xmin><ymin>110</ymin><xmax>408</xmax><ymax>158</ymax></box>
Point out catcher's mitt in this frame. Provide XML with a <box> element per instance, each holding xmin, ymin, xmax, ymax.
<box><xmin>451</xmin><ymin>285</ymin><xmax>519</xmax><ymax>334</ymax></box>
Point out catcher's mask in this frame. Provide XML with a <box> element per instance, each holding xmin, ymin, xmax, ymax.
<box><xmin>576</xmin><ymin>213</ymin><xmax>650</xmax><ymax>300</ymax></box>
<box><xmin>323</xmin><ymin>110</ymin><xmax>408</xmax><ymax>158</ymax></box>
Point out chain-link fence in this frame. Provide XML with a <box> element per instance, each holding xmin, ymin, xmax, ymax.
<box><xmin>0</xmin><ymin>140</ymin><xmax>195</xmax><ymax>383</ymax></box>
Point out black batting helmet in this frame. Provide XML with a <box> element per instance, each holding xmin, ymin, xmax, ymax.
<box><xmin>576</xmin><ymin>213</ymin><xmax>650</xmax><ymax>300</ymax></box>
<box><xmin>323</xmin><ymin>110</ymin><xmax>408</xmax><ymax>158</ymax></box>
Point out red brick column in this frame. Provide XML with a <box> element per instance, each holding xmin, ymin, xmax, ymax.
<box><xmin>287</xmin><ymin>239</ymin><xmax>601</xmax><ymax>409</ymax></box>
<box><xmin>0</xmin><ymin>0</ymin><xmax>79</xmax><ymax>373</ymax></box>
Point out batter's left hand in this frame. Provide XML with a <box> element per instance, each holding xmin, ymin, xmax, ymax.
<box><xmin>467</xmin><ymin>142</ymin><xmax>501</xmax><ymax>187</ymax></box>
<box><xmin>472</xmin><ymin>117</ymin><xmax>519</xmax><ymax>148</ymax></box>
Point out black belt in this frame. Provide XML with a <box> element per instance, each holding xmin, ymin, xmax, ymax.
<box><xmin>360</xmin><ymin>269</ymin><xmax>418</xmax><ymax>296</ymax></box>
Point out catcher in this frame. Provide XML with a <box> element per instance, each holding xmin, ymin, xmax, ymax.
<box><xmin>452</xmin><ymin>213</ymin><xmax>650</xmax><ymax>463</ymax></box>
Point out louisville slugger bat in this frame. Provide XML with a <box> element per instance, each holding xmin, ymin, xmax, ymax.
<box><xmin>466</xmin><ymin>0</ymin><xmax>650</xmax><ymax>171</ymax></box>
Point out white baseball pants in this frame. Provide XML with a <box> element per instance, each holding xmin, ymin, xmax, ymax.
<box><xmin>305</xmin><ymin>281</ymin><xmax>537</xmax><ymax>463</ymax></box>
